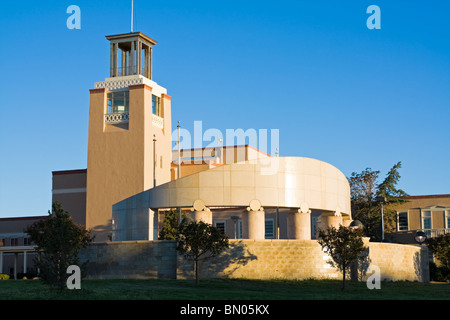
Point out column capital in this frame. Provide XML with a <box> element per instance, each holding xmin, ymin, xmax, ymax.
<box><xmin>246</xmin><ymin>199</ymin><xmax>263</xmax><ymax>212</ymax></box>
<box><xmin>289</xmin><ymin>202</ymin><xmax>311</xmax><ymax>214</ymax></box>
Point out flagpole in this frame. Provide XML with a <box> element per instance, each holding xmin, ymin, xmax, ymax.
<box><xmin>131</xmin><ymin>0</ymin><xmax>133</xmax><ymax>32</ymax></box>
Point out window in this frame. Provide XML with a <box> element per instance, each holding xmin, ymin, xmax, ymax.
<box><xmin>10</xmin><ymin>238</ymin><xmax>19</xmax><ymax>246</ymax></box>
<box><xmin>422</xmin><ymin>211</ymin><xmax>432</xmax><ymax>230</ymax></box>
<box><xmin>398</xmin><ymin>212</ymin><xmax>408</xmax><ymax>231</ymax></box>
<box><xmin>265</xmin><ymin>219</ymin><xmax>274</xmax><ymax>239</ymax></box>
<box><xmin>24</xmin><ymin>237</ymin><xmax>32</xmax><ymax>246</ymax></box>
<box><xmin>311</xmin><ymin>216</ymin><xmax>317</xmax><ymax>239</ymax></box>
<box><xmin>152</xmin><ymin>95</ymin><xmax>161</xmax><ymax>116</ymax></box>
<box><xmin>107</xmin><ymin>91</ymin><xmax>129</xmax><ymax>114</ymax></box>
<box><xmin>214</xmin><ymin>221</ymin><xmax>226</xmax><ymax>234</ymax></box>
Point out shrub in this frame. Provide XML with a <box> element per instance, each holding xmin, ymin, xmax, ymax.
<box><xmin>0</xmin><ymin>274</ymin><xmax>10</xmax><ymax>280</ymax></box>
<box><xmin>429</xmin><ymin>261</ymin><xmax>450</xmax><ymax>282</ymax></box>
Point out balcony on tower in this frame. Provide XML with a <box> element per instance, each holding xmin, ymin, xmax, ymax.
<box><xmin>106</xmin><ymin>32</ymin><xmax>156</xmax><ymax>79</ymax></box>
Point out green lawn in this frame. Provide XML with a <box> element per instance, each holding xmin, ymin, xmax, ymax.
<box><xmin>0</xmin><ymin>278</ymin><xmax>448</xmax><ymax>300</ymax></box>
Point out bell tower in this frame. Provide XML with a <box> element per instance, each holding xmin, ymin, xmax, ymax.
<box><xmin>86</xmin><ymin>32</ymin><xmax>172</xmax><ymax>241</ymax></box>
<box><xmin>107</xmin><ymin>32</ymin><xmax>155</xmax><ymax>79</ymax></box>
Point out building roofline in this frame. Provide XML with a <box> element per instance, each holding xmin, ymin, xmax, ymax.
<box><xmin>0</xmin><ymin>216</ymin><xmax>48</xmax><ymax>222</ymax></box>
<box><xmin>402</xmin><ymin>194</ymin><xmax>450</xmax><ymax>199</ymax></box>
<box><xmin>105</xmin><ymin>32</ymin><xmax>157</xmax><ymax>45</ymax></box>
<box><xmin>52</xmin><ymin>169</ymin><xmax>87</xmax><ymax>176</ymax></box>
<box><xmin>173</xmin><ymin>144</ymin><xmax>272</xmax><ymax>157</ymax></box>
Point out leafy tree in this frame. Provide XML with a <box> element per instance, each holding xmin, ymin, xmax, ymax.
<box><xmin>176</xmin><ymin>220</ymin><xmax>229</xmax><ymax>284</ymax></box>
<box><xmin>348</xmin><ymin>161</ymin><xmax>408</xmax><ymax>240</ymax></box>
<box><xmin>318</xmin><ymin>225</ymin><xmax>367</xmax><ymax>290</ymax></box>
<box><xmin>426</xmin><ymin>234</ymin><xmax>450</xmax><ymax>269</ymax></box>
<box><xmin>159</xmin><ymin>209</ymin><xmax>186</xmax><ymax>240</ymax></box>
<box><xmin>25</xmin><ymin>202</ymin><xmax>93</xmax><ymax>290</ymax></box>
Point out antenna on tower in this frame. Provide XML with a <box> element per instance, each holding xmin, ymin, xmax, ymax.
<box><xmin>131</xmin><ymin>0</ymin><xmax>134</xmax><ymax>32</ymax></box>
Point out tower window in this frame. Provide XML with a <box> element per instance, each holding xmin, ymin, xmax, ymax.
<box><xmin>107</xmin><ymin>91</ymin><xmax>129</xmax><ymax>114</ymax></box>
<box><xmin>152</xmin><ymin>95</ymin><xmax>161</xmax><ymax>116</ymax></box>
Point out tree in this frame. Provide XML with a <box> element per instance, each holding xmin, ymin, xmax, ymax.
<box><xmin>25</xmin><ymin>202</ymin><xmax>93</xmax><ymax>290</ymax></box>
<box><xmin>159</xmin><ymin>209</ymin><xmax>186</xmax><ymax>240</ymax></box>
<box><xmin>176</xmin><ymin>220</ymin><xmax>229</xmax><ymax>284</ymax></box>
<box><xmin>426</xmin><ymin>234</ymin><xmax>450</xmax><ymax>269</ymax></box>
<box><xmin>348</xmin><ymin>162</ymin><xmax>408</xmax><ymax>240</ymax></box>
<box><xmin>318</xmin><ymin>225</ymin><xmax>367</xmax><ymax>290</ymax></box>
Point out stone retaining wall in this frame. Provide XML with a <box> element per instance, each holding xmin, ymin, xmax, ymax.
<box><xmin>79</xmin><ymin>239</ymin><xmax>429</xmax><ymax>282</ymax></box>
<box><xmin>79</xmin><ymin>240</ymin><xmax>177</xmax><ymax>279</ymax></box>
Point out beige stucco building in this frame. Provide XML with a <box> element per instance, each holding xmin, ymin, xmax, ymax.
<box><xmin>51</xmin><ymin>30</ymin><xmax>354</xmax><ymax>243</ymax></box>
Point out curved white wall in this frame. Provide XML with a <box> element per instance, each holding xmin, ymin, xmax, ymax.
<box><xmin>114</xmin><ymin>156</ymin><xmax>350</xmax><ymax>217</ymax></box>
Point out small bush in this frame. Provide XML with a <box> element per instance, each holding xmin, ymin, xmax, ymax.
<box><xmin>0</xmin><ymin>274</ymin><xmax>10</xmax><ymax>280</ymax></box>
<box><xmin>429</xmin><ymin>261</ymin><xmax>450</xmax><ymax>282</ymax></box>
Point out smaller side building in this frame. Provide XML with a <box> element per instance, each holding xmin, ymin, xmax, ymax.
<box><xmin>0</xmin><ymin>216</ymin><xmax>46</xmax><ymax>279</ymax></box>
<box><xmin>386</xmin><ymin>194</ymin><xmax>450</xmax><ymax>244</ymax></box>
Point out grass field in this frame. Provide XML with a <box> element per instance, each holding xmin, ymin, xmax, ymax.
<box><xmin>0</xmin><ymin>278</ymin><xmax>448</xmax><ymax>300</ymax></box>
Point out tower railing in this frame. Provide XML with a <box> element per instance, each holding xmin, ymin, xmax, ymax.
<box><xmin>104</xmin><ymin>112</ymin><xmax>163</xmax><ymax>127</ymax></box>
<box><xmin>111</xmin><ymin>66</ymin><xmax>149</xmax><ymax>78</ymax></box>
<box><xmin>105</xmin><ymin>112</ymin><xmax>129</xmax><ymax>124</ymax></box>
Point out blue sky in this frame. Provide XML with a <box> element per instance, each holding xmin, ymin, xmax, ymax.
<box><xmin>0</xmin><ymin>0</ymin><xmax>449</xmax><ymax>218</ymax></box>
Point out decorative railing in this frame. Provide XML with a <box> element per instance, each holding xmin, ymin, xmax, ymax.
<box><xmin>105</xmin><ymin>112</ymin><xmax>129</xmax><ymax>124</ymax></box>
<box><xmin>104</xmin><ymin>112</ymin><xmax>163</xmax><ymax>127</ymax></box>
<box><xmin>152</xmin><ymin>114</ymin><xmax>164</xmax><ymax>129</ymax></box>
<box><xmin>424</xmin><ymin>228</ymin><xmax>450</xmax><ymax>239</ymax></box>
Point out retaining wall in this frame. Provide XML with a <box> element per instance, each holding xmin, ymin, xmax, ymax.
<box><xmin>79</xmin><ymin>239</ymin><xmax>429</xmax><ymax>282</ymax></box>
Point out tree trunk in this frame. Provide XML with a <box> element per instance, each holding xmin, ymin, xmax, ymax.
<box><xmin>342</xmin><ymin>264</ymin><xmax>346</xmax><ymax>291</ymax></box>
<box><xmin>195</xmin><ymin>258</ymin><xmax>199</xmax><ymax>285</ymax></box>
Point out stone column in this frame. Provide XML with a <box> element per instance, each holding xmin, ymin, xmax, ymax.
<box><xmin>288</xmin><ymin>203</ymin><xmax>311</xmax><ymax>240</ymax></box>
<box><xmin>192</xmin><ymin>200</ymin><xmax>212</xmax><ymax>225</ymax></box>
<box><xmin>147</xmin><ymin>208</ymin><xmax>158</xmax><ymax>240</ymax></box>
<box><xmin>242</xmin><ymin>200</ymin><xmax>265</xmax><ymax>239</ymax></box>
<box><xmin>317</xmin><ymin>207</ymin><xmax>343</xmax><ymax>233</ymax></box>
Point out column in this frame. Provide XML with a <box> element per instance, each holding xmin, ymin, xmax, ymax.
<box><xmin>193</xmin><ymin>209</ymin><xmax>212</xmax><ymax>225</ymax></box>
<box><xmin>288</xmin><ymin>206</ymin><xmax>311</xmax><ymax>240</ymax></box>
<box><xmin>23</xmin><ymin>251</ymin><xmax>27</xmax><ymax>273</ymax></box>
<box><xmin>121</xmin><ymin>49</ymin><xmax>126</xmax><ymax>76</ymax></box>
<box><xmin>14</xmin><ymin>253</ymin><xmax>18</xmax><ymax>280</ymax></box>
<box><xmin>192</xmin><ymin>200</ymin><xmax>212</xmax><ymax>225</ymax></box>
<box><xmin>0</xmin><ymin>252</ymin><xmax>3</xmax><ymax>274</ymax></box>
<box><xmin>149</xmin><ymin>46</ymin><xmax>153</xmax><ymax>79</ymax></box>
<box><xmin>317</xmin><ymin>207</ymin><xmax>343</xmax><ymax>233</ymax></box>
<box><xmin>147</xmin><ymin>208</ymin><xmax>158</xmax><ymax>240</ymax></box>
<box><xmin>143</xmin><ymin>46</ymin><xmax>148</xmax><ymax>78</ymax></box>
<box><xmin>129</xmin><ymin>41</ymin><xmax>135</xmax><ymax>75</ymax></box>
<box><xmin>113</xmin><ymin>43</ymin><xmax>119</xmax><ymax>77</ymax></box>
<box><xmin>242</xmin><ymin>200</ymin><xmax>265</xmax><ymax>239</ymax></box>
<box><xmin>136</xmin><ymin>40</ymin><xmax>142</xmax><ymax>75</ymax></box>
<box><xmin>110</xmin><ymin>43</ymin><xmax>114</xmax><ymax>77</ymax></box>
